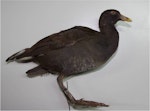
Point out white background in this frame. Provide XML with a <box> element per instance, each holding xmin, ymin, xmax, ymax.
<box><xmin>1</xmin><ymin>0</ymin><xmax>149</xmax><ymax>110</ymax></box>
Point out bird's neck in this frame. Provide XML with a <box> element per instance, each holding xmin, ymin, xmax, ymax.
<box><xmin>99</xmin><ymin>22</ymin><xmax>117</xmax><ymax>34</ymax></box>
<box><xmin>99</xmin><ymin>22</ymin><xmax>119</xmax><ymax>58</ymax></box>
<box><xmin>99</xmin><ymin>20</ymin><xmax>119</xmax><ymax>40</ymax></box>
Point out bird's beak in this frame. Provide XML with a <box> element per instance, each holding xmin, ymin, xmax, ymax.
<box><xmin>120</xmin><ymin>14</ymin><xmax>132</xmax><ymax>22</ymax></box>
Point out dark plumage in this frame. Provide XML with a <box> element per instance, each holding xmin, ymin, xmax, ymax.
<box><xmin>6</xmin><ymin>9</ymin><xmax>131</xmax><ymax>108</ymax></box>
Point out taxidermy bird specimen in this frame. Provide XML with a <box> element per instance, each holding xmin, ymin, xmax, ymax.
<box><xmin>6</xmin><ymin>9</ymin><xmax>131</xmax><ymax>108</ymax></box>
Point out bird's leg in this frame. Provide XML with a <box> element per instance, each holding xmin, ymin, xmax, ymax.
<box><xmin>57</xmin><ymin>74</ymin><xmax>76</xmax><ymax>104</ymax></box>
<box><xmin>57</xmin><ymin>74</ymin><xmax>109</xmax><ymax>108</ymax></box>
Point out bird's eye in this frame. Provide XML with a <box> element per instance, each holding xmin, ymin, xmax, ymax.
<box><xmin>110</xmin><ymin>11</ymin><xmax>117</xmax><ymax>15</ymax></box>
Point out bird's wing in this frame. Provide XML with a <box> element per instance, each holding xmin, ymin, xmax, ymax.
<box><xmin>30</xmin><ymin>26</ymin><xmax>99</xmax><ymax>56</ymax></box>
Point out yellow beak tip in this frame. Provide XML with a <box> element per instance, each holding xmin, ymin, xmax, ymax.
<box><xmin>126</xmin><ymin>18</ymin><xmax>132</xmax><ymax>22</ymax></box>
<box><xmin>120</xmin><ymin>14</ymin><xmax>132</xmax><ymax>22</ymax></box>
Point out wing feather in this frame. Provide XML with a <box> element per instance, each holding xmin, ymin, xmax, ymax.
<box><xmin>30</xmin><ymin>26</ymin><xmax>98</xmax><ymax>56</ymax></box>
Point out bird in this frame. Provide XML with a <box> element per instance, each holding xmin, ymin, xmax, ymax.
<box><xmin>6</xmin><ymin>9</ymin><xmax>132</xmax><ymax>108</ymax></box>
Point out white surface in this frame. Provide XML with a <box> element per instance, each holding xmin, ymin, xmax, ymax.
<box><xmin>1</xmin><ymin>0</ymin><xmax>149</xmax><ymax>110</ymax></box>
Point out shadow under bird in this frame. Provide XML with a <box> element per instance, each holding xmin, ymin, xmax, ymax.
<box><xmin>6</xmin><ymin>9</ymin><xmax>132</xmax><ymax>108</ymax></box>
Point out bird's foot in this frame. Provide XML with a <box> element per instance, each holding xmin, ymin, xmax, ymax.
<box><xmin>73</xmin><ymin>98</ymin><xmax>109</xmax><ymax>107</ymax></box>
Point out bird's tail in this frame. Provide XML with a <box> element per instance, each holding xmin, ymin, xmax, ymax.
<box><xmin>6</xmin><ymin>48</ymin><xmax>33</xmax><ymax>63</ymax></box>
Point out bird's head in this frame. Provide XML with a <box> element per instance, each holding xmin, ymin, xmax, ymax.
<box><xmin>100</xmin><ymin>9</ymin><xmax>132</xmax><ymax>25</ymax></box>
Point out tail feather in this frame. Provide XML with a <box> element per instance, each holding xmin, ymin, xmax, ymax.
<box><xmin>6</xmin><ymin>48</ymin><xmax>32</xmax><ymax>62</ymax></box>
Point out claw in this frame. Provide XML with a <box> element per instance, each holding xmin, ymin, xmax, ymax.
<box><xmin>75</xmin><ymin>99</ymin><xmax>109</xmax><ymax>107</ymax></box>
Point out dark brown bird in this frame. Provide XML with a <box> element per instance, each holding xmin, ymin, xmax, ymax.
<box><xmin>6</xmin><ymin>9</ymin><xmax>131</xmax><ymax>108</ymax></box>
